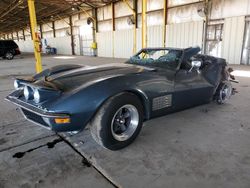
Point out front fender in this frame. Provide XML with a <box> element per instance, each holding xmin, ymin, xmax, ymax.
<box><xmin>45</xmin><ymin>76</ymin><xmax>151</xmax><ymax>131</ymax></box>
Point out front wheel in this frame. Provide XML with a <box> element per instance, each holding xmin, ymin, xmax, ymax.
<box><xmin>90</xmin><ymin>92</ymin><xmax>144</xmax><ymax>150</ymax></box>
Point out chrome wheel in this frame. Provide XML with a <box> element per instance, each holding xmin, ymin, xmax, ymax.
<box><xmin>111</xmin><ymin>104</ymin><xmax>139</xmax><ymax>141</ymax></box>
<box><xmin>217</xmin><ymin>82</ymin><xmax>232</xmax><ymax>104</ymax></box>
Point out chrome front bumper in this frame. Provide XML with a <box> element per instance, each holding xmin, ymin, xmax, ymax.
<box><xmin>5</xmin><ymin>94</ymin><xmax>70</xmax><ymax>131</ymax></box>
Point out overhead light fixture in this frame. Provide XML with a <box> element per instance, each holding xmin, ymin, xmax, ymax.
<box><xmin>197</xmin><ymin>4</ymin><xmax>206</xmax><ymax>18</ymax></box>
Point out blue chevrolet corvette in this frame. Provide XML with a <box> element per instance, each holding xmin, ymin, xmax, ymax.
<box><xmin>6</xmin><ymin>47</ymin><xmax>236</xmax><ymax>150</ymax></box>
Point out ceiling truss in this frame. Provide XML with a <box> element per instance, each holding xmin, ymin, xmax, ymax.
<box><xmin>0</xmin><ymin>0</ymin><xmax>115</xmax><ymax>34</ymax></box>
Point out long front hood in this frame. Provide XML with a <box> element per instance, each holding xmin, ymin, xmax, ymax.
<box><xmin>35</xmin><ymin>64</ymin><xmax>155</xmax><ymax>91</ymax></box>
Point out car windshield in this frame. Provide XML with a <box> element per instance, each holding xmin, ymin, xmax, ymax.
<box><xmin>127</xmin><ymin>49</ymin><xmax>183</xmax><ymax>70</ymax></box>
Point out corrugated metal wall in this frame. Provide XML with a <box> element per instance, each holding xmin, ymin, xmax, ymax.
<box><xmin>97</xmin><ymin>22</ymin><xmax>204</xmax><ymax>58</ymax></box>
<box><xmin>46</xmin><ymin>36</ymin><xmax>72</xmax><ymax>55</ymax></box>
<box><xmin>11</xmin><ymin>0</ymin><xmax>249</xmax><ymax>64</ymax></box>
<box><xmin>97</xmin><ymin>25</ymin><xmax>164</xmax><ymax>58</ymax></box>
<box><xmin>97</xmin><ymin>30</ymin><xmax>134</xmax><ymax>58</ymax></box>
<box><xmin>166</xmin><ymin>21</ymin><xmax>204</xmax><ymax>48</ymax></box>
<box><xmin>15</xmin><ymin>40</ymin><xmax>34</xmax><ymax>53</ymax></box>
<box><xmin>222</xmin><ymin>16</ymin><xmax>245</xmax><ymax>64</ymax></box>
<box><xmin>96</xmin><ymin>32</ymin><xmax>113</xmax><ymax>57</ymax></box>
<box><xmin>114</xmin><ymin>29</ymin><xmax>134</xmax><ymax>58</ymax></box>
<box><xmin>148</xmin><ymin>26</ymin><xmax>164</xmax><ymax>47</ymax></box>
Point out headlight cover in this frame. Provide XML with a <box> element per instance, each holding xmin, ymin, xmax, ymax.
<box><xmin>24</xmin><ymin>86</ymin><xmax>33</xmax><ymax>100</ymax></box>
<box><xmin>33</xmin><ymin>88</ymin><xmax>40</xmax><ymax>103</ymax></box>
<box><xmin>14</xmin><ymin>80</ymin><xmax>22</xmax><ymax>90</ymax></box>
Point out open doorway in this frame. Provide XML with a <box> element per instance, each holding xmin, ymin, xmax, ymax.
<box><xmin>205</xmin><ymin>24</ymin><xmax>223</xmax><ymax>58</ymax></box>
<box><xmin>241</xmin><ymin>20</ymin><xmax>250</xmax><ymax>65</ymax></box>
<box><xmin>79</xmin><ymin>23</ymin><xmax>94</xmax><ymax>56</ymax></box>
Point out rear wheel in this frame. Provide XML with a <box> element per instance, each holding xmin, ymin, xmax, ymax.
<box><xmin>216</xmin><ymin>82</ymin><xmax>232</xmax><ymax>104</ymax></box>
<box><xmin>90</xmin><ymin>92</ymin><xmax>144</xmax><ymax>150</ymax></box>
<box><xmin>5</xmin><ymin>52</ymin><xmax>14</xmax><ymax>60</ymax></box>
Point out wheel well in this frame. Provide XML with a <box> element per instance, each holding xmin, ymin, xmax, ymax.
<box><xmin>124</xmin><ymin>90</ymin><xmax>150</xmax><ymax>120</ymax></box>
<box><xmin>90</xmin><ymin>90</ymin><xmax>150</xmax><ymax>125</ymax></box>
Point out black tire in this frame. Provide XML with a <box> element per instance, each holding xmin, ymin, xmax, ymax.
<box><xmin>90</xmin><ymin>92</ymin><xmax>144</xmax><ymax>150</ymax></box>
<box><xmin>5</xmin><ymin>52</ymin><xmax>14</xmax><ymax>60</ymax></box>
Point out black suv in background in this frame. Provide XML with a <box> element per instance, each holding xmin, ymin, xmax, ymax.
<box><xmin>0</xmin><ymin>40</ymin><xmax>21</xmax><ymax>60</ymax></box>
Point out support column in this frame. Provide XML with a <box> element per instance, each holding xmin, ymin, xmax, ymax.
<box><xmin>39</xmin><ymin>24</ymin><xmax>43</xmax><ymax>39</ymax></box>
<box><xmin>123</xmin><ymin>0</ymin><xmax>137</xmax><ymax>53</ymax></box>
<box><xmin>163</xmin><ymin>0</ymin><xmax>168</xmax><ymax>47</ymax></box>
<box><xmin>142</xmin><ymin>0</ymin><xmax>147</xmax><ymax>48</ymax></box>
<box><xmin>52</xmin><ymin>21</ymin><xmax>56</xmax><ymax>38</ymax></box>
<box><xmin>23</xmin><ymin>29</ymin><xmax>26</xmax><ymax>41</ymax></box>
<box><xmin>94</xmin><ymin>8</ymin><xmax>98</xmax><ymax>33</ymax></box>
<box><xmin>133</xmin><ymin>0</ymin><xmax>137</xmax><ymax>53</ymax></box>
<box><xmin>112</xmin><ymin>2</ymin><xmax>115</xmax><ymax>31</ymax></box>
<box><xmin>133</xmin><ymin>0</ymin><xmax>138</xmax><ymax>29</ymax></box>
<box><xmin>92</xmin><ymin>8</ymin><xmax>98</xmax><ymax>56</ymax></box>
<box><xmin>203</xmin><ymin>0</ymin><xmax>211</xmax><ymax>54</ymax></box>
<box><xmin>111</xmin><ymin>2</ymin><xmax>115</xmax><ymax>57</ymax></box>
<box><xmin>16</xmin><ymin>31</ymin><xmax>19</xmax><ymax>41</ymax></box>
<box><xmin>27</xmin><ymin>0</ymin><xmax>42</xmax><ymax>73</ymax></box>
<box><xmin>29</xmin><ymin>25</ymin><xmax>33</xmax><ymax>40</ymax></box>
<box><xmin>69</xmin><ymin>16</ymin><xmax>75</xmax><ymax>55</ymax></box>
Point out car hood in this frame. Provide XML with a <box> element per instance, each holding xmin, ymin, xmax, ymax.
<box><xmin>34</xmin><ymin>63</ymin><xmax>156</xmax><ymax>91</ymax></box>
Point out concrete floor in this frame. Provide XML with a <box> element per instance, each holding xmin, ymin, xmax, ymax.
<box><xmin>0</xmin><ymin>54</ymin><xmax>250</xmax><ymax>188</ymax></box>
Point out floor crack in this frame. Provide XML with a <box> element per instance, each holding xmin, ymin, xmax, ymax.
<box><xmin>57</xmin><ymin>134</ymin><xmax>119</xmax><ymax>188</ymax></box>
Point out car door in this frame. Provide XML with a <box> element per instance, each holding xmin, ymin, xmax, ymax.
<box><xmin>147</xmin><ymin>68</ymin><xmax>176</xmax><ymax>118</ymax></box>
<box><xmin>173</xmin><ymin>68</ymin><xmax>214</xmax><ymax>111</ymax></box>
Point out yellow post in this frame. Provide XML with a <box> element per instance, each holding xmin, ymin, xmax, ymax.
<box><xmin>132</xmin><ymin>11</ymin><xmax>137</xmax><ymax>53</ymax></box>
<box><xmin>142</xmin><ymin>0</ymin><xmax>147</xmax><ymax>48</ymax></box>
<box><xmin>27</xmin><ymin>0</ymin><xmax>42</xmax><ymax>73</ymax></box>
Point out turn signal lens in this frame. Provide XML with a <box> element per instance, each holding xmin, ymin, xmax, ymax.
<box><xmin>54</xmin><ymin>118</ymin><xmax>70</xmax><ymax>124</ymax></box>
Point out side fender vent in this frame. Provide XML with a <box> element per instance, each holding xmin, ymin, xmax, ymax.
<box><xmin>152</xmin><ymin>95</ymin><xmax>172</xmax><ymax>111</ymax></box>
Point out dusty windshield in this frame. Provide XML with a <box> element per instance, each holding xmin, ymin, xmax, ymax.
<box><xmin>128</xmin><ymin>49</ymin><xmax>183</xmax><ymax>70</ymax></box>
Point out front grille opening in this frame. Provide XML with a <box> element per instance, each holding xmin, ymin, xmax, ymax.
<box><xmin>21</xmin><ymin>108</ymin><xmax>50</xmax><ymax>128</ymax></box>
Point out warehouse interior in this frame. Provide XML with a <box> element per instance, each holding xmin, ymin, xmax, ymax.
<box><xmin>0</xmin><ymin>0</ymin><xmax>250</xmax><ymax>188</ymax></box>
<box><xmin>1</xmin><ymin>0</ymin><xmax>250</xmax><ymax>65</ymax></box>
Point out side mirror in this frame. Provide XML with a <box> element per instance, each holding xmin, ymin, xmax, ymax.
<box><xmin>189</xmin><ymin>60</ymin><xmax>202</xmax><ymax>72</ymax></box>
